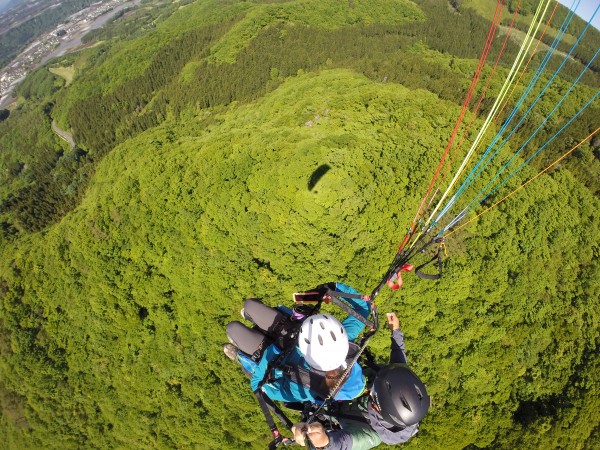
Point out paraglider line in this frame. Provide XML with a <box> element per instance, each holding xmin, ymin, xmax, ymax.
<box><xmin>443</xmin><ymin>126</ymin><xmax>600</xmax><ymax>238</ymax></box>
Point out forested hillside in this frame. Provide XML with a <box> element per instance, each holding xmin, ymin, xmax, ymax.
<box><xmin>0</xmin><ymin>1</ymin><xmax>599</xmax><ymax>449</ymax></box>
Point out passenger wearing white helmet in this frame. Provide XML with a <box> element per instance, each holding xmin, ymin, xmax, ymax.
<box><xmin>298</xmin><ymin>313</ymin><xmax>349</xmax><ymax>371</ymax></box>
<box><xmin>224</xmin><ymin>282</ymin><xmax>371</xmax><ymax>404</ymax></box>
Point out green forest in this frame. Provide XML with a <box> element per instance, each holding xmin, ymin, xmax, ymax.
<box><xmin>0</xmin><ymin>0</ymin><xmax>598</xmax><ymax>448</ymax></box>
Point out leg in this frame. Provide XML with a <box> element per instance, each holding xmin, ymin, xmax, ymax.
<box><xmin>226</xmin><ymin>321</ymin><xmax>267</xmax><ymax>357</ymax></box>
<box><xmin>243</xmin><ymin>298</ymin><xmax>288</xmax><ymax>336</ymax></box>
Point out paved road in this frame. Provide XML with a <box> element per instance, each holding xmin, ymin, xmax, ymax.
<box><xmin>1</xmin><ymin>0</ymin><xmax>141</xmax><ymax>108</ymax></box>
<box><xmin>52</xmin><ymin>120</ymin><xmax>75</xmax><ymax>148</ymax></box>
<box><xmin>40</xmin><ymin>0</ymin><xmax>141</xmax><ymax>66</ymax></box>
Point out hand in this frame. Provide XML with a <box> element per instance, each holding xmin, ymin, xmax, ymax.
<box><xmin>292</xmin><ymin>423</ymin><xmax>307</xmax><ymax>446</ymax></box>
<box><xmin>292</xmin><ymin>422</ymin><xmax>329</xmax><ymax>447</ymax></box>
<box><xmin>386</xmin><ymin>312</ymin><xmax>400</xmax><ymax>331</ymax></box>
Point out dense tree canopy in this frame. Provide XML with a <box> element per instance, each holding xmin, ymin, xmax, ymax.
<box><xmin>0</xmin><ymin>1</ymin><xmax>598</xmax><ymax>449</ymax></box>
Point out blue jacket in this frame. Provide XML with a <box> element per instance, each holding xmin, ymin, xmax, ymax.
<box><xmin>238</xmin><ymin>282</ymin><xmax>371</xmax><ymax>403</ymax></box>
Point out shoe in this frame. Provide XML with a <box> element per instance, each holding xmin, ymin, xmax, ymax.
<box><xmin>241</xmin><ymin>308</ymin><xmax>252</xmax><ymax>321</ymax></box>
<box><xmin>223</xmin><ymin>343</ymin><xmax>239</xmax><ymax>361</ymax></box>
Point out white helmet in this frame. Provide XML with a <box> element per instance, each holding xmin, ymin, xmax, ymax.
<box><xmin>298</xmin><ymin>314</ymin><xmax>349</xmax><ymax>371</ymax></box>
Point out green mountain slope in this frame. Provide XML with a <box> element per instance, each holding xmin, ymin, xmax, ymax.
<box><xmin>1</xmin><ymin>0</ymin><xmax>599</xmax><ymax>448</ymax></box>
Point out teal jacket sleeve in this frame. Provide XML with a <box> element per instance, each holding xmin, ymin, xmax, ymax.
<box><xmin>335</xmin><ymin>282</ymin><xmax>371</xmax><ymax>342</ymax></box>
<box><xmin>250</xmin><ymin>343</ymin><xmax>281</xmax><ymax>391</ymax></box>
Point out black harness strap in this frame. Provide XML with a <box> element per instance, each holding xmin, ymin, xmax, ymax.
<box><xmin>254</xmin><ymin>389</ymin><xmax>295</xmax><ymax>449</ymax></box>
<box><xmin>325</xmin><ymin>290</ymin><xmax>374</xmax><ymax>329</ymax></box>
<box><xmin>262</xmin><ymin>392</ymin><xmax>294</xmax><ymax>430</ymax></box>
<box><xmin>326</xmin><ymin>291</ymin><xmax>364</xmax><ymax>300</ymax></box>
<box><xmin>282</xmin><ymin>342</ymin><xmax>362</xmax><ymax>400</ymax></box>
<box><xmin>415</xmin><ymin>240</ymin><xmax>444</xmax><ymax>280</ymax></box>
<box><xmin>327</xmin><ymin>411</ymin><xmax>370</xmax><ymax>425</ymax></box>
<box><xmin>254</xmin><ymin>389</ymin><xmax>280</xmax><ymax>433</ymax></box>
<box><xmin>282</xmin><ymin>365</ymin><xmax>329</xmax><ymax>399</ymax></box>
<box><xmin>251</xmin><ymin>337</ymin><xmax>270</xmax><ymax>362</ymax></box>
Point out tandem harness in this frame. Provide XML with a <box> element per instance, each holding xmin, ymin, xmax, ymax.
<box><xmin>253</xmin><ymin>288</ymin><xmax>376</xmax><ymax>448</ymax></box>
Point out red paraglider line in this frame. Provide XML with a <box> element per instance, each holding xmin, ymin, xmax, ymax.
<box><xmin>397</xmin><ymin>0</ymin><xmax>504</xmax><ymax>255</ymax></box>
<box><xmin>428</xmin><ymin>0</ymin><xmax>522</xmax><ymax>212</ymax></box>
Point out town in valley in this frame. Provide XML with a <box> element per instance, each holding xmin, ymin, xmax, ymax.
<box><xmin>0</xmin><ymin>0</ymin><xmax>131</xmax><ymax>106</ymax></box>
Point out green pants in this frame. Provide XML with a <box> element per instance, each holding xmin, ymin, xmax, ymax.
<box><xmin>332</xmin><ymin>396</ymin><xmax>382</xmax><ymax>450</ymax></box>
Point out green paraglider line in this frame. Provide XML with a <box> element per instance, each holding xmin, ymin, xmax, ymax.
<box><xmin>442</xmin><ymin>126</ymin><xmax>600</xmax><ymax>239</ymax></box>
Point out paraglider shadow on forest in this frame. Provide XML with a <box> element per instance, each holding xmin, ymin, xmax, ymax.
<box><xmin>513</xmin><ymin>394</ymin><xmax>572</xmax><ymax>426</ymax></box>
<box><xmin>308</xmin><ymin>164</ymin><xmax>331</xmax><ymax>191</ymax></box>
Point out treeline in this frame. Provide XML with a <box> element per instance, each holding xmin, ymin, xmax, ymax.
<box><xmin>0</xmin><ymin>103</ymin><xmax>90</xmax><ymax>236</ymax></box>
<box><xmin>55</xmin><ymin>17</ymin><xmax>477</xmax><ymax>182</ymax></box>
<box><xmin>63</xmin><ymin>0</ymin><xmax>600</xmax><ymax>157</ymax></box>
<box><xmin>1</xmin><ymin>0</ymin><xmax>596</xmax><ymax>240</ymax></box>
<box><xmin>500</xmin><ymin>0</ymin><xmax>600</xmax><ymax>78</ymax></box>
<box><xmin>67</xmin><ymin>20</ymin><xmax>237</xmax><ymax>156</ymax></box>
<box><xmin>166</xmin><ymin>22</ymin><xmax>465</xmax><ymax>112</ymax></box>
<box><xmin>65</xmin><ymin>0</ymin><xmax>599</xmax><ymax>173</ymax></box>
<box><xmin>0</xmin><ymin>0</ymin><xmax>97</xmax><ymax>68</ymax></box>
<box><xmin>81</xmin><ymin>0</ymin><xmax>196</xmax><ymax>45</ymax></box>
<box><xmin>415</xmin><ymin>0</ymin><xmax>600</xmax><ymax>86</ymax></box>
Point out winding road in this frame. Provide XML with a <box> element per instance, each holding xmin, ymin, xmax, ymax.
<box><xmin>52</xmin><ymin>120</ymin><xmax>75</xmax><ymax>149</ymax></box>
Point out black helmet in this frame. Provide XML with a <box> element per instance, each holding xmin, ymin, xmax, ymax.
<box><xmin>371</xmin><ymin>364</ymin><xmax>430</xmax><ymax>427</ymax></box>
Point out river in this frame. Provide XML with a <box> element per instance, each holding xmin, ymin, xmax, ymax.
<box><xmin>39</xmin><ymin>0</ymin><xmax>141</xmax><ymax>66</ymax></box>
<box><xmin>0</xmin><ymin>0</ymin><xmax>140</xmax><ymax>108</ymax></box>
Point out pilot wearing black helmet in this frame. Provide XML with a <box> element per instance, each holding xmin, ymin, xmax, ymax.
<box><xmin>293</xmin><ymin>313</ymin><xmax>430</xmax><ymax>450</ymax></box>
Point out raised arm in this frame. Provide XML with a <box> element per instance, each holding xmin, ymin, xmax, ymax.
<box><xmin>386</xmin><ymin>312</ymin><xmax>407</xmax><ymax>364</ymax></box>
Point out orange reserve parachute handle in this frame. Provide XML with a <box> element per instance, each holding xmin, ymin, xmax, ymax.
<box><xmin>387</xmin><ymin>264</ymin><xmax>414</xmax><ymax>290</ymax></box>
<box><xmin>371</xmin><ymin>235</ymin><xmax>445</xmax><ymax>301</ymax></box>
